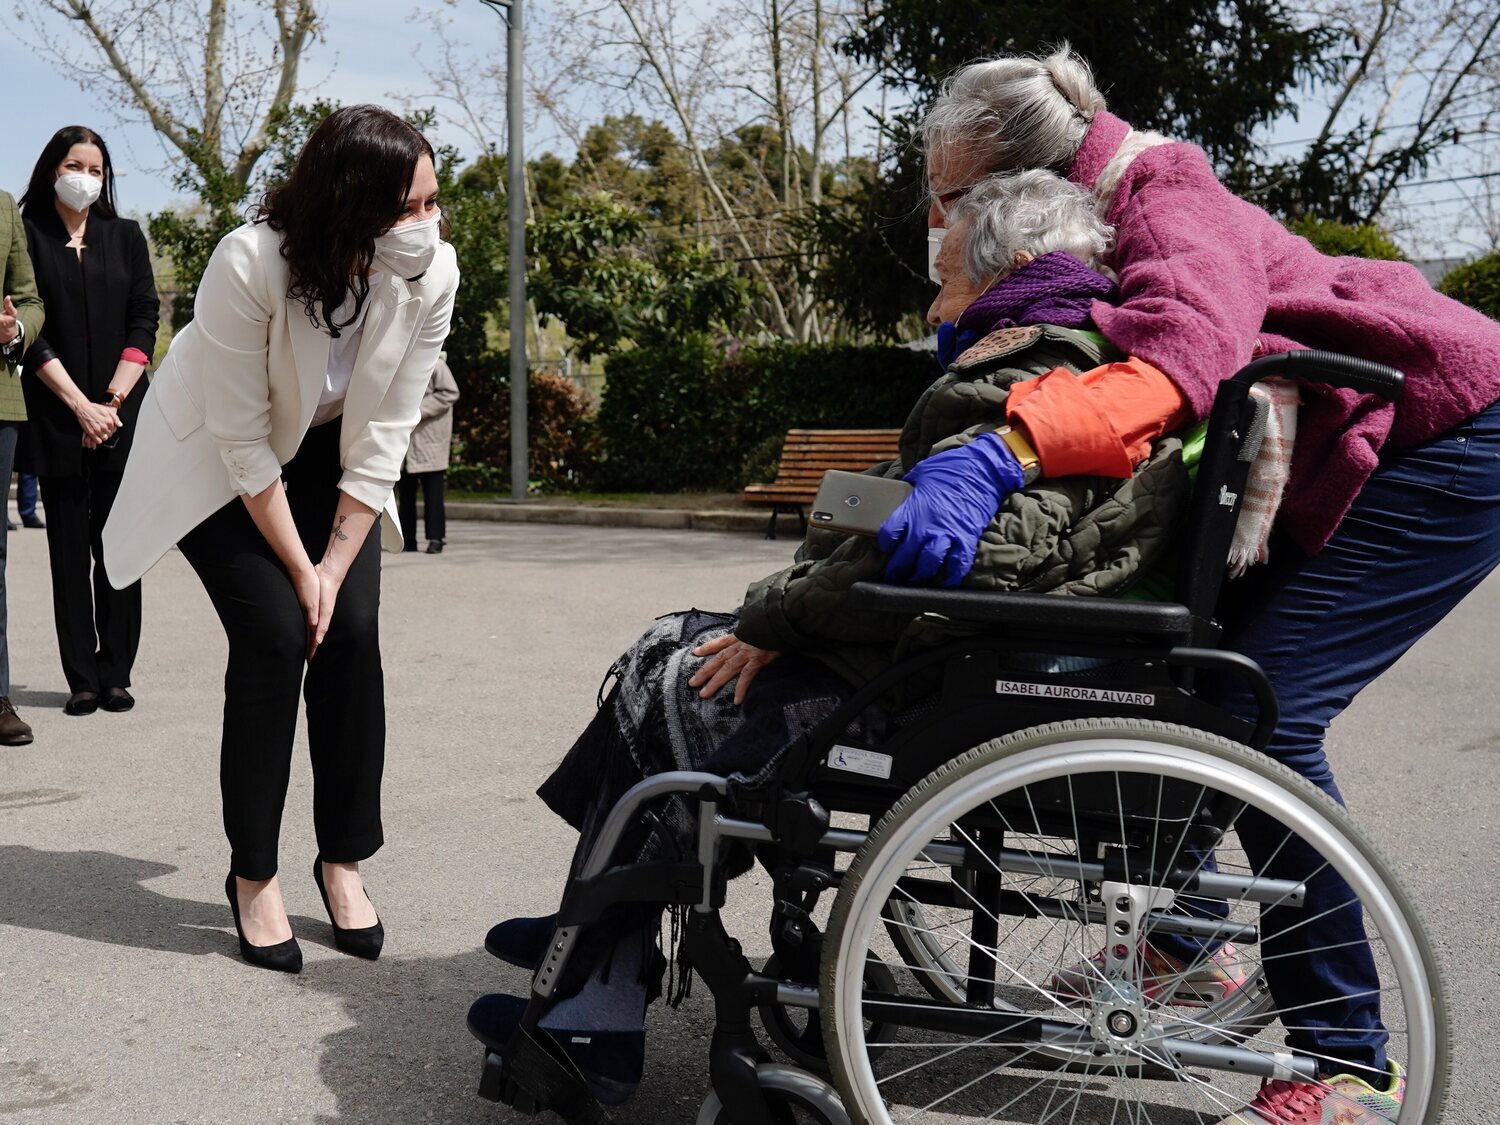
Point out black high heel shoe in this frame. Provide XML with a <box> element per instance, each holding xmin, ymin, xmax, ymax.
<box><xmin>313</xmin><ymin>857</ymin><xmax>385</xmax><ymax>960</ymax></box>
<box><xmin>224</xmin><ymin>873</ymin><xmax>303</xmax><ymax>973</ymax></box>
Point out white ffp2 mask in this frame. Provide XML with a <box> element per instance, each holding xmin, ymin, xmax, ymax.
<box><xmin>55</xmin><ymin>172</ymin><xmax>102</xmax><ymax>212</ymax></box>
<box><xmin>373</xmin><ymin>212</ymin><xmax>442</xmax><ymax>279</ymax></box>
<box><xmin>927</xmin><ymin>227</ymin><xmax>947</xmax><ymax>285</ymax></box>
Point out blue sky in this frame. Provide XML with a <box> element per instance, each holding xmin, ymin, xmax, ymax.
<box><xmin>2</xmin><ymin>1</ymin><xmax>509</xmax><ymax>212</ymax></box>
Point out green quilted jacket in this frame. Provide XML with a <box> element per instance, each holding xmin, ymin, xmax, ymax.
<box><xmin>736</xmin><ymin>324</ymin><xmax>1193</xmax><ymax>686</ymax></box>
<box><xmin>0</xmin><ymin>191</ymin><xmax>41</xmax><ymax>421</ymax></box>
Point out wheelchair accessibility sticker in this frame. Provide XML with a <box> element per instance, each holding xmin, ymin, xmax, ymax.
<box><xmin>828</xmin><ymin>745</ymin><xmax>894</xmax><ymax>779</ymax></box>
<box><xmin>994</xmin><ymin>679</ymin><xmax>1156</xmax><ymax>707</ymax></box>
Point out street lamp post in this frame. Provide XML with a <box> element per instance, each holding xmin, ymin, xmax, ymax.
<box><xmin>479</xmin><ymin>0</ymin><xmax>528</xmax><ymax>501</ymax></box>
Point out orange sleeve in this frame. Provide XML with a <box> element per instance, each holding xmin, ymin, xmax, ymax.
<box><xmin>1006</xmin><ymin>357</ymin><xmax>1193</xmax><ymax>479</ymax></box>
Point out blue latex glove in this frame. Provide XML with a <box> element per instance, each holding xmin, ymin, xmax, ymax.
<box><xmin>878</xmin><ymin>432</ymin><xmax>1027</xmax><ymax>586</ymax></box>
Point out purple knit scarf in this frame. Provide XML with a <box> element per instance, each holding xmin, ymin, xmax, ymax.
<box><xmin>952</xmin><ymin>251</ymin><xmax>1118</xmax><ymax>357</ymax></box>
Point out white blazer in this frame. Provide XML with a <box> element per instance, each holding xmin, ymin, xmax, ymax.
<box><xmin>103</xmin><ymin>222</ymin><xmax>459</xmax><ymax>588</ymax></box>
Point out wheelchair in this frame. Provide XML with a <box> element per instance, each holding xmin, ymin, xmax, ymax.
<box><xmin>473</xmin><ymin>352</ymin><xmax>1446</xmax><ymax>1124</ymax></box>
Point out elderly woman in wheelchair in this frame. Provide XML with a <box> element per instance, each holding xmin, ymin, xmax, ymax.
<box><xmin>466</xmin><ymin>169</ymin><xmax>1441</xmax><ymax>1124</ymax></box>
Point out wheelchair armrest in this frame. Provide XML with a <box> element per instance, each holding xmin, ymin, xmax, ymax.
<box><xmin>847</xmin><ymin>582</ymin><xmax>1194</xmax><ymax>641</ymax></box>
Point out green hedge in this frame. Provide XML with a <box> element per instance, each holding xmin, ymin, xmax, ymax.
<box><xmin>1439</xmin><ymin>251</ymin><xmax>1500</xmax><ymax>320</ymax></box>
<box><xmin>595</xmin><ymin>336</ymin><xmax>940</xmax><ymax>491</ymax></box>
<box><xmin>1284</xmin><ymin>216</ymin><xmax>1405</xmax><ymax>260</ymax></box>
<box><xmin>450</xmin><ymin>362</ymin><xmax>601</xmax><ymax>493</ymax></box>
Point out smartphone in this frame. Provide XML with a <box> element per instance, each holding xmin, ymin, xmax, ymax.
<box><xmin>811</xmin><ymin>470</ymin><xmax>913</xmax><ymax>537</ymax></box>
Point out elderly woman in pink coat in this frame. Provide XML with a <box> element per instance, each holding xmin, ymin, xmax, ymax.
<box><xmin>884</xmin><ymin>45</ymin><xmax>1500</xmax><ymax>1124</ymax></box>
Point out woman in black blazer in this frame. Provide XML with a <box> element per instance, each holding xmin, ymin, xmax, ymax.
<box><xmin>20</xmin><ymin>126</ymin><xmax>158</xmax><ymax>715</ymax></box>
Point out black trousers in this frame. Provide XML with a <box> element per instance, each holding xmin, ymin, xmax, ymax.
<box><xmin>39</xmin><ymin>462</ymin><xmax>142</xmax><ymax>694</ymax></box>
<box><xmin>179</xmin><ymin>422</ymin><xmax>385</xmax><ymax>880</ymax></box>
<box><xmin>397</xmin><ymin>469</ymin><xmax>446</xmax><ymax>544</ymax></box>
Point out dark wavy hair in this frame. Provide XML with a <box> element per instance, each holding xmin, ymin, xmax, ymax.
<box><xmin>19</xmin><ymin>126</ymin><xmax>118</xmax><ymax>220</ymax></box>
<box><xmin>253</xmin><ymin>105</ymin><xmax>436</xmax><ymax>336</ymax></box>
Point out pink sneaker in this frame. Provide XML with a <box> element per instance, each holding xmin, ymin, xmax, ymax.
<box><xmin>1215</xmin><ymin>1061</ymin><xmax>1404</xmax><ymax>1122</ymax></box>
<box><xmin>1048</xmin><ymin>940</ymin><xmax>1248</xmax><ymax>1007</ymax></box>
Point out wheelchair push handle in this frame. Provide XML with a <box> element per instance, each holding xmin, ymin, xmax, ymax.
<box><xmin>1235</xmin><ymin>350</ymin><xmax>1404</xmax><ymax>402</ymax></box>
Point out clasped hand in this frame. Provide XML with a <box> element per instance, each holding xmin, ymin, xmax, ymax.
<box><xmin>77</xmin><ymin>402</ymin><xmax>122</xmax><ymax>449</ymax></box>
<box><xmin>295</xmin><ymin>559</ymin><xmax>346</xmax><ymax>661</ymax></box>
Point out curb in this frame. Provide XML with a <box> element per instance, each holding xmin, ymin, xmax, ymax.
<box><xmin>437</xmin><ymin>501</ymin><xmax>790</xmax><ymax>535</ymax></box>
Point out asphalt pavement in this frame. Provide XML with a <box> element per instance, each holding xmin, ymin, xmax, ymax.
<box><xmin>0</xmin><ymin>521</ymin><xmax>1494</xmax><ymax>1123</ymax></box>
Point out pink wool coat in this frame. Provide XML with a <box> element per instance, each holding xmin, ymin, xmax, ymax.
<box><xmin>1069</xmin><ymin>111</ymin><xmax>1500</xmax><ymax>554</ymax></box>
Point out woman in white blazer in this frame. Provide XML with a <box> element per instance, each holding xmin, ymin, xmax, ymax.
<box><xmin>103</xmin><ymin>105</ymin><xmax>459</xmax><ymax>973</ymax></box>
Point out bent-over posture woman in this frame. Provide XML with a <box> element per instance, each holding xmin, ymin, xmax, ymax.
<box><xmin>103</xmin><ymin>105</ymin><xmax>459</xmax><ymax>973</ymax></box>
<box><xmin>19</xmin><ymin>126</ymin><xmax>158</xmax><ymax>716</ymax></box>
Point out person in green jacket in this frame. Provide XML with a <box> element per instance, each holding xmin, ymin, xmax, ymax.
<box><xmin>0</xmin><ymin>190</ymin><xmax>42</xmax><ymax>746</ymax></box>
<box><xmin>469</xmin><ymin>170</ymin><xmax>1199</xmax><ymax>1104</ymax></box>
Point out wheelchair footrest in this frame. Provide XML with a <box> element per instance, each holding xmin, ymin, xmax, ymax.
<box><xmin>485</xmin><ymin>1031</ymin><xmax>611</xmax><ymax>1124</ymax></box>
<box><xmin>478</xmin><ymin>1050</ymin><xmax>506</xmax><ymax>1103</ymax></box>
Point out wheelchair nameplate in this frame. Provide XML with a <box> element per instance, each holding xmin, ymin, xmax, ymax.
<box><xmin>827</xmin><ymin>745</ymin><xmax>893</xmax><ymax>779</ymax></box>
<box><xmin>995</xmin><ymin>679</ymin><xmax>1155</xmax><ymax>707</ymax></box>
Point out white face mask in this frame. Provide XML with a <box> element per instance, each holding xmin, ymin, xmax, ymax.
<box><xmin>373</xmin><ymin>212</ymin><xmax>442</xmax><ymax>279</ymax></box>
<box><xmin>927</xmin><ymin>227</ymin><xmax>947</xmax><ymax>285</ymax></box>
<box><xmin>55</xmin><ymin>172</ymin><xmax>102</xmax><ymax>212</ymax></box>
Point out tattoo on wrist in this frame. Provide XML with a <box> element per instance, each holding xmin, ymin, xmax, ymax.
<box><xmin>331</xmin><ymin>515</ymin><xmax>350</xmax><ymax>542</ymax></box>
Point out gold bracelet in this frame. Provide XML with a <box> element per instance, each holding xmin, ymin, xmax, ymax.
<box><xmin>995</xmin><ymin>424</ymin><xmax>1041</xmax><ymax>483</ymax></box>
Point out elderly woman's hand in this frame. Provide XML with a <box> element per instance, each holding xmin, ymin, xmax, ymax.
<box><xmin>879</xmin><ymin>431</ymin><xmax>1028</xmax><ymax>586</ymax></box>
<box><xmin>689</xmin><ymin>633</ymin><xmax>782</xmax><ymax>705</ymax></box>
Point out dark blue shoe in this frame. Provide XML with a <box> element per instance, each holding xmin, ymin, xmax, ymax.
<box><xmin>485</xmin><ymin>913</ymin><xmax>557</xmax><ymax>970</ymax></box>
<box><xmin>466</xmin><ymin>992</ymin><xmax>644</xmax><ymax>1106</ymax></box>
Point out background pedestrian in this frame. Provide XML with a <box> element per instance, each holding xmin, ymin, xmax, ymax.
<box><xmin>398</xmin><ymin>349</ymin><xmax>459</xmax><ymax>554</ymax></box>
<box><xmin>18</xmin><ymin>125</ymin><xmax>158</xmax><ymax>717</ymax></box>
<box><xmin>0</xmin><ymin>188</ymin><xmax>43</xmax><ymax>746</ymax></box>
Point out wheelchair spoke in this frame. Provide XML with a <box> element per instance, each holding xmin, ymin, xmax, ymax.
<box><xmin>821</xmin><ymin>723</ymin><xmax>1441</xmax><ymax>1125</ymax></box>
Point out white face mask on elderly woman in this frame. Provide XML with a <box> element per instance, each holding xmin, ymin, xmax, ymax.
<box><xmin>54</xmin><ymin>172</ymin><xmax>102</xmax><ymax>212</ymax></box>
<box><xmin>373</xmin><ymin>211</ymin><xmax>442</xmax><ymax>279</ymax></box>
<box><xmin>927</xmin><ymin>227</ymin><xmax>947</xmax><ymax>285</ymax></box>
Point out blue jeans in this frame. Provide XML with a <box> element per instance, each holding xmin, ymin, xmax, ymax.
<box><xmin>1194</xmin><ymin>399</ymin><xmax>1500</xmax><ymax>1077</ymax></box>
<box><xmin>17</xmin><ymin>472</ymin><xmax>37</xmax><ymax>520</ymax></box>
<box><xmin>0</xmin><ymin>424</ymin><xmax>16</xmax><ymax>695</ymax></box>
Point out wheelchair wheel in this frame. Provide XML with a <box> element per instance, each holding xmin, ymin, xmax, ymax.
<box><xmin>882</xmin><ymin>891</ymin><xmax>1276</xmax><ymax>1049</ymax></box>
<box><xmin>759</xmin><ymin>955</ymin><xmax>897</xmax><ymax>1072</ymax></box>
<box><xmin>821</xmin><ymin>719</ymin><xmax>1447</xmax><ymax>1123</ymax></box>
<box><xmin>695</xmin><ymin>1063</ymin><xmax>850</xmax><ymax>1125</ymax></box>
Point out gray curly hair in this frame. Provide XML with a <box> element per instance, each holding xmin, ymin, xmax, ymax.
<box><xmin>947</xmin><ymin>170</ymin><xmax>1112</xmax><ymax>284</ymax></box>
<box><xmin>922</xmin><ymin>44</ymin><xmax>1105</xmax><ymax>183</ymax></box>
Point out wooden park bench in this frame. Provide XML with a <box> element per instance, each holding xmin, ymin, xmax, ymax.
<box><xmin>742</xmin><ymin>428</ymin><xmax>903</xmax><ymax>539</ymax></box>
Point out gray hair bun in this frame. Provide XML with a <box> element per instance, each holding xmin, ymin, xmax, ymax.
<box><xmin>1042</xmin><ymin>45</ymin><xmax>1105</xmax><ymax>121</ymax></box>
<box><xmin>922</xmin><ymin>43</ymin><xmax>1106</xmax><ymax>181</ymax></box>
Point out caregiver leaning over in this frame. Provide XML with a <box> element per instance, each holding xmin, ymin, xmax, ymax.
<box><xmin>103</xmin><ymin>105</ymin><xmax>458</xmax><ymax>974</ymax></box>
<box><xmin>902</xmin><ymin>47</ymin><xmax>1500</xmax><ymax>1124</ymax></box>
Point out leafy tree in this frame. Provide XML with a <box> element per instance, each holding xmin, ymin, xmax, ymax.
<box><xmin>529</xmin><ymin>194</ymin><xmax>746</xmax><ymax>360</ymax></box>
<box><xmin>845</xmin><ymin>1</ymin><xmax>1336</xmax><ymax>171</ymax></box>
<box><xmin>805</xmin><ymin>0</ymin><xmax>1340</xmax><ymax>339</ymax></box>
<box><xmin>1439</xmin><ymin>252</ymin><xmax>1500</xmax><ymax>319</ymax></box>
<box><xmin>433</xmin><ymin>152</ymin><xmax>511</xmax><ymax>379</ymax></box>
<box><xmin>572</xmin><ymin>115</ymin><xmax>702</xmax><ymax>224</ymax></box>
<box><xmin>1242</xmin><ymin>0</ymin><xmax>1500</xmax><ymax>225</ymax></box>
